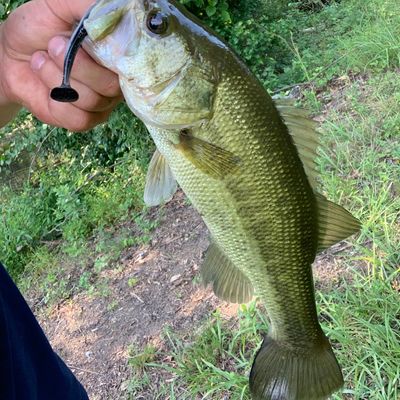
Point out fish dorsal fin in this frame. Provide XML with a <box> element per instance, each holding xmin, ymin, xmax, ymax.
<box><xmin>174</xmin><ymin>130</ymin><xmax>241</xmax><ymax>180</ymax></box>
<box><xmin>144</xmin><ymin>150</ymin><xmax>177</xmax><ymax>206</ymax></box>
<box><xmin>201</xmin><ymin>241</ymin><xmax>254</xmax><ymax>304</ymax></box>
<box><xmin>275</xmin><ymin>99</ymin><xmax>319</xmax><ymax>189</ymax></box>
<box><xmin>275</xmin><ymin>100</ymin><xmax>361</xmax><ymax>249</ymax></box>
<box><xmin>315</xmin><ymin>193</ymin><xmax>361</xmax><ymax>252</ymax></box>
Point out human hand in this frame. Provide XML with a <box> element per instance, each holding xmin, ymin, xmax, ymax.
<box><xmin>0</xmin><ymin>0</ymin><xmax>122</xmax><ymax>130</ymax></box>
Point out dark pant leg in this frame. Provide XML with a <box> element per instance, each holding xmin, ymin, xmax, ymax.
<box><xmin>0</xmin><ymin>263</ymin><xmax>89</xmax><ymax>400</ymax></box>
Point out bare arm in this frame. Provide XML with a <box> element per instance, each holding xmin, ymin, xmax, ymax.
<box><xmin>0</xmin><ymin>0</ymin><xmax>122</xmax><ymax>130</ymax></box>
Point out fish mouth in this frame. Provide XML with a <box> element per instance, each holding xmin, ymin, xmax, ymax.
<box><xmin>82</xmin><ymin>0</ymin><xmax>143</xmax><ymax>74</ymax></box>
<box><xmin>84</xmin><ymin>0</ymin><xmax>142</xmax><ymax>41</ymax></box>
<box><xmin>50</xmin><ymin>0</ymin><xmax>135</xmax><ymax>103</ymax></box>
<box><xmin>83</xmin><ymin>0</ymin><xmax>189</xmax><ymax>93</ymax></box>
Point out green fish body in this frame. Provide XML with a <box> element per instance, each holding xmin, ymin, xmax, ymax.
<box><xmin>78</xmin><ymin>1</ymin><xmax>361</xmax><ymax>398</ymax></box>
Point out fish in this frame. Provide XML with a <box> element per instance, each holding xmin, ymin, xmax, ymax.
<box><xmin>53</xmin><ymin>1</ymin><xmax>361</xmax><ymax>399</ymax></box>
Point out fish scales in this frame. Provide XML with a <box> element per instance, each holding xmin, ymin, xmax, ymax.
<box><xmin>148</xmin><ymin>55</ymin><xmax>322</xmax><ymax>346</ymax></box>
<box><xmin>56</xmin><ymin>1</ymin><xmax>361</xmax><ymax>398</ymax></box>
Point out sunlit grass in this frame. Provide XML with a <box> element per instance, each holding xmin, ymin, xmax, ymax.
<box><xmin>317</xmin><ymin>72</ymin><xmax>400</xmax><ymax>274</ymax></box>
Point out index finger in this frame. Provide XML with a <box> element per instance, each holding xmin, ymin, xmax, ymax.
<box><xmin>4</xmin><ymin>0</ymin><xmax>96</xmax><ymax>56</ymax></box>
<box><xmin>43</xmin><ymin>0</ymin><xmax>97</xmax><ymax>24</ymax></box>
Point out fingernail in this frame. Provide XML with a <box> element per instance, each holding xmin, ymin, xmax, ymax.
<box><xmin>31</xmin><ymin>52</ymin><xmax>46</xmax><ymax>71</ymax></box>
<box><xmin>49</xmin><ymin>36</ymin><xmax>66</xmax><ymax>58</ymax></box>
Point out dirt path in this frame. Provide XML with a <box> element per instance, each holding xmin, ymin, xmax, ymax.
<box><xmin>37</xmin><ymin>192</ymin><xmax>223</xmax><ymax>399</ymax></box>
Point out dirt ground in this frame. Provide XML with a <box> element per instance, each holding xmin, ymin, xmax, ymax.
<box><xmin>37</xmin><ymin>192</ymin><xmax>221</xmax><ymax>399</ymax></box>
<box><xmin>32</xmin><ymin>188</ymin><xmax>354</xmax><ymax>400</ymax></box>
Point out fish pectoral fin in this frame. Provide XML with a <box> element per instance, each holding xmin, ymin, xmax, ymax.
<box><xmin>144</xmin><ymin>150</ymin><xmax>178</xmax><ymax>207</ymax></box>
<box><xmin>275</xmin><ymin>99</ymin><xmax>319</xmax><ymax>189</ymax></box>
<box><xmin>174</xmin><ymin>130</ymin><xmax>240</xmax><ymax>180</ymax></box>
<box><xmin>316</xmin><ymin>193</ymin><xmax>361</xmax><ymax>252</ymax></box>
<box><xmin>201</xmin><ymin>241</ymin><xmax>253</xmax><ymax>304</ymax></box>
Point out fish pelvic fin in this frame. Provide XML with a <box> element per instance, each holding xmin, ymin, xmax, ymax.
<box><xmin>144</xmin><ymin>150</ymin><xmax>177</xmax><ymax>207</ymax></box>
<box><xmin>250</xmin><ymin>335</ymin><xmax>343</xmax><ymax>400</ymax></box>
<box><xmin>201</xmin><ymin>241</ymin><xmax>254</xmax><ymax>303</ymax></box>
<box><xmin>174</xmin><ymin>129</ymin><xmax>241</xmax><ymax>180</ymax></box>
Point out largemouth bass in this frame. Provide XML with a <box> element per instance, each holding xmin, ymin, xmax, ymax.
<box><xmin>53</xmin><ymin>1</ymin><xmax>361</xmax><ymax>398</ymax></box>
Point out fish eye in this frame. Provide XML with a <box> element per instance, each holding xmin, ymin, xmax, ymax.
<box><xmin>146</xmin><ymin>10</ymin><xmax>169</xmax><ymax>35</ymax></box>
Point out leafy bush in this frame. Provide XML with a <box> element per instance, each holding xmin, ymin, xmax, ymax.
<box><xmin>180</xmin><ymin>0</ymin><xmax>232</xmax><ymax>23</ymax></box>
<box><xmin>0</xmin><ymin>103</ymin><xmax>153</xmax><ymax>278</ymax></box>
<box><xmin>0</xmin><ymin>147</ymin><xmax>149</xmax><ymax>278</ymax></box>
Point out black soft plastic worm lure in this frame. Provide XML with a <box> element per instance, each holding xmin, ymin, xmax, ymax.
<box><xmin>50</xmin><ymin>6</ymin><xmax>94</xmax><ymax>103</ymax></box>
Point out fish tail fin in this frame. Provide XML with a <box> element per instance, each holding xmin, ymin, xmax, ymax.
<box><xmin>249</xmin><ymin>335</ymin><xmax>343</xmax><ymax>400</ymax></box>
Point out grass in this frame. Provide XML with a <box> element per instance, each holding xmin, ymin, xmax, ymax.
<box><xmin>338</xmin><ymin>1</ymin><xmax>400</xmax><ymax>72</ymax></box>
<box><xmin>320</xmin><ymin>275</ymin><xmax>400</xmax><ymax>400</ymax></box>
<box><xmin>316</xmin><ymin>72</ymin><xmax>400</xmax><ymax>273</ymax></box>
<box><xmin>17</xmin><ymin>215</ymin><xmax>157</xmax><ymax>307</ymax></box>
<box><xmin>0</xmin><ymin>102</ymin><xmax>153</xmax><ymax>279</ymax></box>
<box><xmin>128</xmin><ymin>275</ymin><xmax>399</xmax><ymax>399</ymax></box>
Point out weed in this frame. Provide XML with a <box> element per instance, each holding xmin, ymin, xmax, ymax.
<box><xmin>107</xmin><ymin>299</ymin><xmax>119</xmax><ymax>312</ymax></box>
<box><xmin>78</xmin><ymin>271</ymin><xmax>93</xmax><ymax>291</ymax></box>
<box><xmin>128</xmin><ymin>277</ymin><xmax>139</xmax><ymax>288</ymax></box>
<box><xmin>128</xmin><ymin>344</ymin><xmax>158</xmax><ymax>371</ymax></box>
<box><xmin>316</xmin><ymin>72</ymin><xmax>400</xmax><ymax>273</ymax></box>
<box><xmin>94</xmin><ymin>256</ymin><xmax>110</xmax><ymax>273</ymax></box>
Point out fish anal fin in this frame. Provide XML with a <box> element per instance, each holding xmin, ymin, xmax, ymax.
<box><xmin>175</xmin><ymin>130</ymin><xmax>240</xmax><ymax>180</ymax></box>
<box><xmin>316</xmin><ymin>193</ymin><xmax>361</xmax><ymax>252</ymax></box>
<box><xmin>275</xmin><ymin>99</ymin><xmax>319</xmax><ymax>189</ymax></box>
<box><xmin>250</xmin><ymin>335</ymin><xmax>344</xmax><ymax>400</ymax></box>
<box><xmin>201</xmin><ymin>241</ymin><xmax>253</xmax><ymax>304</ymax></box>
<box><xmin>144</xmin><ymin>150</ymin><xmax>177</xmax><ymax>207</ymax></box>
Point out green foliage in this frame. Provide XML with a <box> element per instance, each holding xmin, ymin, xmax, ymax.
<box><xmin>0</xmin><ymin>0</ymin><xmax>26</xmax><ymax>20</ymax></box>
<box><xmin>16</xmin><ymin>246</ymin><xmax>74</xmax><ymax>305</ymax></box>
<box><xmin>180</xmin><ymin>0</ymin><xmax>232</xmax><ymax>23</ymax></box>
<box><xmin>0</xmin><ymin>104</ymin><xmax>153</xmax><ymax>278</ymax></box>
<box><xmin>0</xmin><ymin>186</ymin><xmax>54</xmax><ymax>276</ymax></box>
<box><xmin>224</xmin><ymin>14</ymin><xmax>303</xmax><ymax>88</ymax></box>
